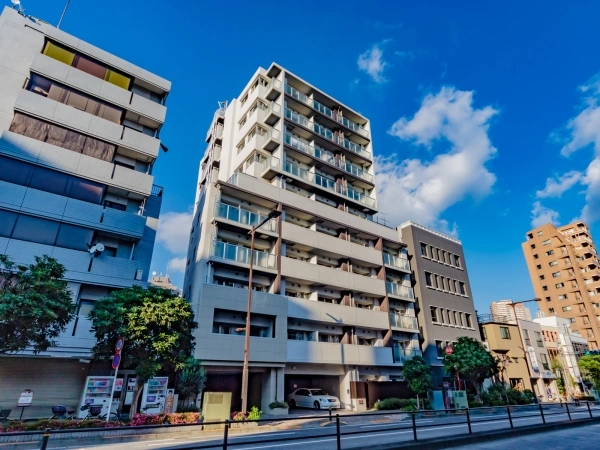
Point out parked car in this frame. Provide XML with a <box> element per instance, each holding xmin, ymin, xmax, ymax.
<box><xmin>287</xmin><ymin>388</ymin><xmax>340</xmax><ymax>410</ymax></box>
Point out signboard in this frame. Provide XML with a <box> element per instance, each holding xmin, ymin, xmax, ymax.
<box><xmin>527</xmin><ymin>346</ymin><xmax>539</xmax><ymax>373</ymax></box>
<box><xmin>164</xmin><ymin>389</ymin><xmax>175</xmax><ymax>414</ymax></box>
<box><xmin>115</xmin><ymin>337</ymin><xmax>124</xmax><ymax>353</ymax></box>
<box><xmin>112</xmin><ymin>353</ymin><xmax>121</xmax><ymax>370</ymax></box>
<box><xmin>114</xmin><ymin>379</ymin><xmax>123</xmax><ymax>392</ymax></box>
<box><xmin>17</xmin><ymin>390</ymin><xmax>33</xmax><ymax>407</ymax></box>
<box><xmin>445</xmin><ymin>345</ymin><xmax>453</xmax><ymax>355</ymax></box>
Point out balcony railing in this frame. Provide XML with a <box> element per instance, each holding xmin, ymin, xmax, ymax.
<box><xmin>151</xmin><ymin>185</ymin><xmax>163</xmax><ymax>197</ymax></box>
<box><xmin>283</xmin><ymin>105</ymin><xmax>371</xmax><ymax>159</ymax></box>
<box><xmin>386</xmin><ymin>281</ymin><xmax>414</xmax><ymax>299</ymax></box>
<box><xmin>284</xmin><ymin>133</ymin><xmax>373</xmax><ymax>183</ymax></box>
<box><xmin>215</xmin><ymin>201</ymin><xmax>277</xmax><ymax>232</ymax></box>
<box><xmin>383</xmin><ymin>253</ymin><xmax>410</xmax><ymax>271</ymax></box>
<box><xmin>389</xmin><ymin>313</ymin><xmax>419</xmax><ymax>330</ymax></box>
<box><xmin>212</xmin><ymin>240</ymin><xmax>276</xmax><ymax>269</ymax></box>
<box><xmin>264</xmin><ymin>157</ymin><xmax>377</xmax><ymax>209</ymax></box>
<box><xmin>285</xmin><ymin>84</ymin><xmax>369</xmax><ymax>138</ymax></box>
<box><xmin>393</xmin><ymin>347</ymin><xmax>422</xmax><ymax>363</ymax></box>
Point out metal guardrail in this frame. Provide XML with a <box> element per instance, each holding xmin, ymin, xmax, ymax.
<box><xmin>5</xmin><ymin>401</ymin><xmax>599</xmax><ymax>450</ymax></box>
<box><xmin>151</xmin><ymin>184</ymin><xmax>164</xmax><ymax>197</ymax></box>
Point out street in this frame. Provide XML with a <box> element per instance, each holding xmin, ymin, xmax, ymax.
<box><xmin>32</xmin><ymin>404</ymin><xmax>600</xmax><ymax>450</ymax></box>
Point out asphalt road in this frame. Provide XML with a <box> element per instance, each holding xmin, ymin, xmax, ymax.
<box><xmin>41</xmin><ymin>404</ymin><xmax>600</xmax><ymax>450</ymax></box>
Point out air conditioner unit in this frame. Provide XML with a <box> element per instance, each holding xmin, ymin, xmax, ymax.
<box><xmin>483</xmin><ymin>342</ymin><xmax>490</xmax><ymax>351</ymax></box>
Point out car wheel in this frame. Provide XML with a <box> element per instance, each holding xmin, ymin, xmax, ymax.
<box><xmin>314</xmin><ymin>401</ymin><xmax>321</xmax><ymax>410</ymax></box>
<box><xmin>289</xmin><ymin>399</ymin><xmax>296</xmax><ymax>408</ymax></box>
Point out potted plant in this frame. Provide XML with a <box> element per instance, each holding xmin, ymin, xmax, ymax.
<box><xmin>267</xmin><ymin>401</ymin><xmax>289</xmax><ymax>416</ymax></box>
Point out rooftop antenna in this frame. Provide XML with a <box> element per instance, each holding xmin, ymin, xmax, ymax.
<box><xmin>57</xmin><ymin>0</ymin><xmax>70</xmax><ymax>29</ymax></box>
<box><xmin>11</xmin><ymin>0</ymin><xmax>24</xmax><ymax>15</ymax></box>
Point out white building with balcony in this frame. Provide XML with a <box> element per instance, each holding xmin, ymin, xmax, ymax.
<box><xmin>0</xmin><ymin>7</ymin><xmax>170</xmax><ymax>416</ymax></box>
<box><xmin>184</xmin><ymin>64</ymin><xmax>420</xmax><ymax>411</ymax></box>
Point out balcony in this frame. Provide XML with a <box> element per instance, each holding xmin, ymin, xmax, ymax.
<box><xmin>214</xmin><ymin>201</ymin><xmax>277</xmax><ymax>233</ymax></box>
<box><xmin>264</xmin><ymin>102</ymin><xmax>281</xmax><ymax>125</ymax></box>
<box><xmin>284</xmin><ymin>84</ymin><xmax>369</xmax><ymax>139</ymax></box>
<box><xmin>211</xmin><ymin>240</ymin><xmax>276</xmax><ymax>270</ymax></box>
<box><xmin>386</xmin><ymin>281</ymin><xmax>415</xmax><ymax>300</ymax></box>
<box><xmin>393</xmin><ymin>347</ymin><xmax>422</xmax><ymax>364</ymax></box>
<box><xmin>287</xmin><ymin>340</ymin><xmax>394</xmax><ymax>365</ymax></box>
<box><xmin>262</xmin><ymin>157</ymin><xmax>377</xmax><ymax>210</ymax></box>
<box><xmin>389</xmin><ymin>313</ymin><xmax>419</xmax><ymax>331</ymax></box>
<box><xmin>383</xmin><ymin>253</ymin><xmax>410</xmax><ymax>272</ymax></box>
<box><xmin>283</xmin><ymin>106</ymin><xmax>371</xmax><ymax>160</ymax></box>
<box><xmin>266</xmin><ymin>78</ymin><xmax>282</xmax><ymax>101</ymax></box>
<box><xmin>284</xmin><ymin>133</ymin><xmax>373</xmax><ymax>184</ymax></box>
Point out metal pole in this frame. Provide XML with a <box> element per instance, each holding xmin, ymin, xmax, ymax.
<box><xmin>57</xmin><ymin>0</ymin><xmax>71</xmax><ymax>29</ymax></box>
<box><xmin>587</xmin><ymin>401</ymin><xmax>593</xmax><ymax>418</ymax></box>
<box><xmin>566</xmin><ymin>401</ymin><xmax>572</xmax><ymax>420</ymax></box>
<box><xmin>241</xmin><ymin>226</ymin><xmax>256</xmax><ymax>415</ymax></box>
<box><xmin>466</xmin><ymin>408</ymin><xmax>472</xmax><ymax>434</ymax></box>
<box><xmin>223</xmin><ymin>419</ymin><xmax>229</xmax><ymax>450</ymax></box>
<box><xmin>412</xmin><ymin>411</ymin><xmax>417</xmax><ymax>441</ymax></box>
<box><xmin>507</xmin><ymin>405</ymin><xmax>514</xmax><ymax>428</ymax></box>
<box><xmin>336</xmin><ymin>414</ymin><xmax>341</xmax><ymax>450</ymax></box>
<box><xmin>39</xmin><ymin>428</ymin><xmax>51</xmax><ymax>450</ymax></box>
<box><xmin>329</xmin><ymin>406</ymin><xmax>332</xmax><ymax>422</ymax></box>
<box><xmin>539</xmin><ymin>403</ymin><xmax>546</xmax><ymax>424</ymax></box>
<box><xmin>106</xmin><ymin>366</ymin><xmax>119</xmax><ymax>423</ymax></box>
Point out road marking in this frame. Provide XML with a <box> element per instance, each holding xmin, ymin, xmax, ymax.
<box><xmin>237</xmin><ymin>438</ymin><xmax>336</xmax><ymax>449</ymax></box>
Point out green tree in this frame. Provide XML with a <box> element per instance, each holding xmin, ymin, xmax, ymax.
<box><xmin>177</xmin><ymin>357</ymin><xmax>207</xmax><ymax>407</ymax></box>
<box><xmin>0</xmin><ymin>254</ymin><xmax>75</xmax><ymax>354</ymax></box>
<box><xmin>89</xmin><ymin>286</ymin><xmax>197</xmax><ymax>416</ymax></box>
<box><xmin>579</xmin><ymin>354</ymin><xmax>600</xmax><ymax>389</ymax></box>
<box><xmin>403</xmin><ymin>356</ymin><xmax>432</xmax><ymax>409</ymax></box>
<box><xmin>443</xmin><ymin>336</ymin><xmax>498</xmax><ymax>399</ymax></box>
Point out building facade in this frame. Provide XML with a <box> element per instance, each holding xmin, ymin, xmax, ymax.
<box><xmin>399</xmin><ymin>222</ymin><xmax>480</xmax><ymax>386</ymax></box>
<box><xmin>535</xmin><ymin>314</ymin><xmax>589</xmax><ymax>396</ymax></box>
<box><xmin>184</xmin><ymin>64</ymin><xmax>421</xmax><ymax>411</ymax></box>
<box><xmin>490</xmin><ymin>300</ymin><xmax>533</xmax><ymax>322</ymax></box>
<box><xmin>522</xmin><ymin>221</ymin><xmax>600</xmax><ymax>350</ymax></box>
<box><xmin>0</xmin><ymin>7</ymin><xmax>170</xmax><ymax>417</ymax></box>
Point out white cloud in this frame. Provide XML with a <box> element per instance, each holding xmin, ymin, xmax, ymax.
<box><xmin>167</xmin><ymin>257</ymin><xmax>187</xmax><ymax>274</ymax></box>
<box><xmin>156</xmin><ymin>210</ymin><xmax>193</xmax><ymax>254</ymax></box>
<box><xmin>377</xmin><ymin>87</ymin><xmax>498</xmax><ymax>233</ymax></box>
<box><xmin>535</xmin><ymin>171</ymin><xmax>582</xmax><ymax>198</ymax></box>
<box><xmin>531</xmin><ymin>201</ymin><xmax>560</xmax><ymax>228</ymax></box>
<box><xmin>358</xmin><ymin>42</ymin><xmax>389</xmax><ymax>84</ymax></box>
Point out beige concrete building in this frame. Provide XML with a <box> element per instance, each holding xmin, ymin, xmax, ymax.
<box><xmin>523</xmin><ymin>221</ymin><xmax>600</xmax><ymax>350</ymax></box>
<box><xmin>490</xmin><ymin>300</ymin><xmax>532</xmax><ymax>322</ymax></box>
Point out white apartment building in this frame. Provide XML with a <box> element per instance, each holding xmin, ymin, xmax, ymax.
<box><xmin>535</xmin><ymin>315</ymin><xmax>589</xmax><ymax>395</ymax></box>
<box><xmin>491</xmin><ymin>300</ymin><xmax>533</xmax><ymax>322</ymax></box>
<box><xmin>0</xmin><ymin>7</ymin><xmax>170</xmax><ymax>416</ymax></box>
<box><xmin>184</xmin><ymin>63</ymin><xmax>420</xmax><ymax>411</ymax></box>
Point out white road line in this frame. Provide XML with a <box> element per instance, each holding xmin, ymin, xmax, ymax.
<box><xmin>360</xmin><ymin>423</ymin><xmax>413</xmax><ymax>429</ymax></box>
<box><xmin>236</xmin><ymin>438</ymin><xmax>335</xmax><ymax>449</ymax></box>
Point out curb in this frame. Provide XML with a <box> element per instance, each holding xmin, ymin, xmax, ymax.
<box><xmin>353</xmin><ymin>417</ymin><xmax>600</xmax><ymax>450</ymax></box>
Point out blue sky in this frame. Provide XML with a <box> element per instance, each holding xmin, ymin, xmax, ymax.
<box><xmin>25</xmin><ymin>0</ymin><xmax>600</xmax><ymax>315</ymax></box>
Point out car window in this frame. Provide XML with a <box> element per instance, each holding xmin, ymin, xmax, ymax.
<box><xmin>310</xmin><ymin>389</ymin><xmax>326</xmax><ymax>396</ymax></box>
<box><xmin>296</xmin><ymin>389</ymin><xmax>308</xmax><ymax>396</ymax></box>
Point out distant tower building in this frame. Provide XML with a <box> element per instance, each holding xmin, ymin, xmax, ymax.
<box><xmin>490</xmin><ymin>300</ymin><xmax>533</xmax><ymax>322</ymax></box>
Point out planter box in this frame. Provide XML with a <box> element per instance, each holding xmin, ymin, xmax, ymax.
<box><xmin>266</xmin><ymin>407</ymin><xmax>289</xmax><ymax>416</ymax></box>
<box><xmin>231</xmin><ymin>422</ymin><xmax>259</xmax><ymax>429</ymax></box>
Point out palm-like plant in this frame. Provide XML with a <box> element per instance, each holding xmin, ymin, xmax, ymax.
<box><xmin>177</xmin><ymin>358</ymin><xmax>207</xmax><ymax>406</ymax></box>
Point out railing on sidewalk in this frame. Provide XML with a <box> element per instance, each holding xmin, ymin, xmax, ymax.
<box><xmin>5</xmin><ymin>401</ymin><xmax>600</xmax><ymax>450</ymax></box>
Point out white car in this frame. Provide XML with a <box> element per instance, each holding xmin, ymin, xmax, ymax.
<box><xmin>287</xmin><ymin>388</ymin><xmax>341</xmax><ymax>410</ymax></box>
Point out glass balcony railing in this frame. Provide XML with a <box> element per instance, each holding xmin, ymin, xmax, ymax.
<box><xmin>215</xmin><ymin>201</ymin><xmax>277</xmax><ymax>232</ymax></box>
<box><xmin>389</xmin><ymin>314</ymin><xmax>419</xmax><ymax>330</ymax></box>
<box><xmin>265</xmin><ymin>157</ymin><xmax>376</xmax><ymax>208</ymax></box>
<box><xmin>212</xmin><ymin>240</ymin><xmax>276</xmax><ymax>269</ymax></box>
<box><xmin>383</xmin><ymin>253</ymin><xmax>410</xmax><ymax>271</ymax></box>
<box><xmin>386</xmin><ymin>282</ymin><xmax>414</xmax><ymax>299</ymax></box>
<box><xmin>393</xmin><ymin>347</ymin><xmax>422</xmax><ymax>363</ymax></box>
<box><xmin>284</xmin><ymin>133</ymin><xmax>373</xmax><ymax>183</ymax></box>
<box><xmin>285</xmin><ymin>84</ymin><xmax>369</xmax><ymax>138</ymax></box>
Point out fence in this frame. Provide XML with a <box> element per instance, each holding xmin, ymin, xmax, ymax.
<box><xmin>4</xmin><ymin>401</ymin><xmax>600</xmax><ymax>450</ymax></box>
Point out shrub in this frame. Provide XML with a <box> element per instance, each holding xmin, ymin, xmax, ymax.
<box><xmin>165</xmin><ymin>413</ymin><xmax>201</xmax><ymax>424</ymax></box>
<box><xmin>231</xmin><ymin>411</ymin><xmax>246</xmax><ymax>421</ymax></box>
<box><xmin>269</xmin><ymin>401</ymin><xmax>289</xmax><ymax>409</ymax></box>
<box><xmin>575</xmin><ymin>395</ymin><xmax>596</xmax><ymax>401</ymax></box>
<box><xmin>247</xmin><ymin>406</ymin><xmax>262</xmax><ymax>421</ymax></box>
<box><xmin>0</xmin><ymin>419</ymin><xmax>122</xmax><ymax>432</ymax></box>
<box><xmin>177</xmin><ymin>405</ymin><xmax>200</xmax><ymax>413</ymax></box>
<box><xmin>374</xmin><ymin>398</ymin><xmax>416</xmax><ymax>410</ymax></box>
<box><xmin>130</xmin><ymin>414</ymin><xmax>166</xmax><ymax>426</ymax></box>
<box><xmin>402</xmin><ymin>405</ymin><xmax>416</xmax><ymax>412</ymax></box>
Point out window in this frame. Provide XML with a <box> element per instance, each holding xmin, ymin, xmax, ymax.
<box><xmin>562</xmin><ymin>306</ymin><xmax>572</xmax><ymax>312</ymax></box>
<box><xmin>420</xmin><ymin>242</ymin><xmax>428</xmax><ymax>257</ymax></box>
<box><xmin>533</xmin><ymin>254</ymin><xmax>539</xmax><ymax>259</ymax></box>
<box><xmin>434</xmin><ymin>275</ymin><xmax>440</xmax><ymax>289</ymax></box>
<box><xmin>436</xmin><ymin>340</ymin><xmax>444</xmax><ymax>358</ymax></box>
<box><xmin>459</xmin><ymin>282</ymin><xmax>466</xmax><ymax>295</ymax></box>
<box><xmin>545</xmin><ymin>297</ymin><xmax>551</xmax><ymax>302</ymax></box>
<box><xmin>425</xmin><ymin>272</ymin><xmax>433</xmax><ymax>287</ymax></box>
<box><xmin>545</xmin><ymin>250</ymin><xmax>555</xmax><ymax>256</ymax></box>
<box><xmin>439</xmin><ymin>308</ymin><xmax>446</xmax><ymax>324</ymax></box>
<box><xmin>537</xmin><ymin>231</ymin><xmax>543</xmax><ymax>236</ymax></box>
<box><xmin>454</xmin><ymin>254</ymin><xmax>461</xmax><ymax>267</ymax></box>
<box><xmin>540</xmin><ymin>353</ymin><xmax>550</xmax><ymax>371</ymax></box>
<box><xmin>549</xmin><ymin>308</ymin><xmax>555</xmax><ymax>313</ymax></box>
<box><xmin>549</xmin><ymin>261</ymin><xmax>558</xmax><ymax>267</ymax></box>
<box><xmin>552</xmin><ymin>271</ymin><xmax>561</xmax><ymax>278</ymax></box>
<box><xmin>531</xmin><ymin>244</ymin><xmax>536</xmax><ymax>249</ymax></box>
<box><xmin>523</xmin><ymin>329</ymin><xmax>531</xmax><ymax>346</ymax></box>
<box><xmin>466</xmin><ymin>314</ymin><xmax>473</xmax><ymax>328</ymax></box>
<box><xmin>558</xmin><ymin>294</ymin><xmax>568</xmax><ymax>300</ymax></box>
<box><xmin>431</xmin><ymin>306</ymin><xmax>438</xmax><ymax>322</ymax></box>
<box><xmin>535</xmin><ymin>331</ymin><xmax>543</xmax><ymax>347</ymax></box>
<box><xmin>542</xmin><ymin>239</ymin><xmax>551</xmax><ymax>246</ymax></box>
<box><xmin>555</xmin><ymin>283</ymin><xmax>564</xmax><ymax>289</ymax></box>
<box><xmin>442</xmin><ymin>251</ymin><xmax>448</xmax><ymax>263</ymax></box>
<box><xmin>540</xmin><ymin>275</ymin><xmax>545</xmax><ymax>280</ymax></box>
<box><xmin>543</xmin><ymin>286</ymin><xmax>548</xmax><ymax>291</ymax></box>
<box><xmin>536</xmin><ymin>264</ymin><xmax>542</xmax><ymax>269</ymax></box>
<box><xmin>430</xmin><ymin>245</ymin><xmax>435</xmax><ymax>260</ymax></box>
<box><xmin>454</xmin><ymin>311</ymin><xmax>461</xmax><ymax>326</ymax></box>
<box><xmin>500</xmin><ymin>326</ymin><xmax>511</xmax><ymax>339</ymax></box>
<box><xmin>440</xmin><ymin>276</ymin><xmax>446</xmax><ymax>291</ymax></box>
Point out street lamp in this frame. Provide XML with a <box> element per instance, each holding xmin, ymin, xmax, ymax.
<box><xmin>241</xmin><ymin>208</ymin><xmax>281</xmax><ymax>414</ymax></box>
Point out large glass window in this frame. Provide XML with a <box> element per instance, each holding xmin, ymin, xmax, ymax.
<box><xmin>12</xmin><ymin>214</ymin><xmax>60</xmax><ymax>245</ymax></box>
<box><xmin>0</xmin><ymin>210</ymin><xmax>18</xmax><ymax>237</ymax></box>
<box><xmin>55</xmin><ymin>223</ymin><xmax>93</xmax><ymax>251</ymax></box>
<box><xmin>43</xmin><ymin>41</ymin><xmax>75</xmax><ymax>66</ymax></box>
<box><xmin>500</xmin><ymin>326</ymin><xmax>511</xmax><ymax>339</ymax></box>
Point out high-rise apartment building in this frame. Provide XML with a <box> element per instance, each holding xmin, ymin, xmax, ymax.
<box><xmin>185</xmin><ymin>63</ymin><xmax>421</xmax><ymax>411</ymax></box>
<box><xmin>0</xmin><ymin>7</ymin><xmax>170</xmax><ymax>416</ymax></box>
<box><xmin>490</xmin><ymin>300</ymin><xmax>533</xmax><ymax>322</ymax></box>
<box><xmin>399</xmin><ymin>222</ymin><xmax>480</xmax><ymax>385</ymax></box>
<box><xmin>523</xmin><ymin>221</ymin><xmax>600</xmax><ymax>350</ymax></box>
